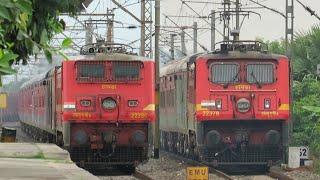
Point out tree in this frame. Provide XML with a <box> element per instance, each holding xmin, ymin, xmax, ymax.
<box><xmin>0</xmin><ymin>0</ymin><xmax>81</xmax><ymax>86</ymax></box>
<box><xmin>292</xmin><ymin>25</ymin><xmax>320</xmax><ymax>81</ymax></box>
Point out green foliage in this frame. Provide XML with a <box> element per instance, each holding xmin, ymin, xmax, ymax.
<box><xmin>292</xmin><ymin>26</ymin><xmax>320</xmax><ymax>81</ymax></box>
<box><xmin>266</xmin><ymin>26</ymin><xmax>320</xmax><ymax>172</ymax></box>
<box><xmin>264</xmin><ymin>25</ymin><xmax>320</xmax><ymax>81</ymax></box>
<box><xmin>291</xmin><ymin>76</ymin><xmax>320</xmax><ymax>152</ymax></box>
<box><xmin>0</xmin><ymin>0</ymin><xmax>82</xmax><ymax>85</ymax></box>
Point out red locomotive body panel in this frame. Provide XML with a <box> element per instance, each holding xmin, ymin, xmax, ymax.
<box><xmin>195</xmin><ymin>56</ymin><xmax>290</xmax><ymax>122</ymax></box>
<box><xmin>61</xmin><ymin>60</ymin><xmax>155</xmax><ymax>124</ymax></box>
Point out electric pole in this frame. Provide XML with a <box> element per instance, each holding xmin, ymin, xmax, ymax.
<box><xmin>85</xmin><ymin>18</ymin><xmax>93</xmax><ymax>44</ymax></box>
<box><xmin>235</xmin><ymin>0</ymin><xmax>240</xmax><ymax>41</ymax></box>
<box><xmin>222</xmin><ymin>0</ymin><xmax>231</xmax><ymax>40</ymax></box>
<box><xmin>106</xmin><ymin>9</ymin><xmax>115</xmax><ymax>44</ymax></box>
<box><xmin>180</xmin><ymin>28</ymin><xmax>186</xmax><ymax>55</ymax></box>
<box><xmin>154</xmin><ymin>0</ymin><xmax>160</xmax><ymax>159</ymax></box>
<box><xmin>211</xmin><ymin>10</ymin><xmax>216</xmax><ymax>51</ymax></box>
<box><xmin>170</xmin><ymin>34</ymin><xmax>176</xmax><ymax>60</ymax></box>
<box><xmin>111</xmin><ymin>0</ymin><xmax>153</xmax><ymax>57</ymax></box>
<box><xmin>286</xmin><ymin>0</ymin><xmax>294</xmax><ymax>58</ymax></box>
<box><xmin>193</xmin><ymin>22</ymin><xmax>198</xmax><ymax>53</ymax></box>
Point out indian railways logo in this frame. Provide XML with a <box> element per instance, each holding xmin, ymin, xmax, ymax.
<box><xmin>236</xmin><ymin>98</ymin><xmax>250</xmax><ymax>113</ymax></box>
<box><xmin>101</xmin><ymin>84</ymin><xmax>117</xmax><ymax>90</ymax></box>
<box><xmin>235</xmin><ymin>84</ymin><xmax>251</xmax><ymax>90</ymax></box>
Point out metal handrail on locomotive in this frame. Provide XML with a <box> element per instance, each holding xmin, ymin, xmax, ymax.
<box><xmin>17</xmin><ymin>40</ymin><xmax>155</xmax><ymax>170</ymax></box>
<box><xmin>159</xmin><ymin>40</ymin><xmax>290</xmax><ymax>171</ymax></box>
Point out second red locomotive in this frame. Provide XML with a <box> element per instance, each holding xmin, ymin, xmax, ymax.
<box><xmin>160</xmin><ymin>41</ymin><xmax>290</xmax><ymax>171</ymax></box>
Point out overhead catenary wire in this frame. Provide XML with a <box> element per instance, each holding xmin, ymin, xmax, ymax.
<box><xmin>247</xmin><ymin>0</ymin><xmax>286</xmax><ymax>18</ymax></box>
<box><xmin>180</xmin><ymin>0</ymin><xmax>224</xmax><ymax>36</ymax></box>
<box><xmin>164</xmin><ymin>14</ymin><xmax>208</xmax><ymax>52</ymax></box>
<box><xmin>296</xmin><ymin>0</ymin><xmax>320</xmax><ymax>21</ymax></box>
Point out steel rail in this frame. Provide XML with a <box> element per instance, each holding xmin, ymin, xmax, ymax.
<box><xmin>133</xmin><ymin>170</ymin><xmax>154</xmax><ymax>180</ymax></box>
<box><xmin>267</xmin><ymin>168</ymin><xmax>294</xmax><ymax>180</ymax></box>
<box><xmin>160</xmin><ymin>150</ymin><xmax>234</xmax><ymax>180</ymax></box>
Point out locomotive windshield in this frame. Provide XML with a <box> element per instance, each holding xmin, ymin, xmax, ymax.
<box><xmin>78</xmin><ymin>63</ymin><xmax>105</xmax><ymax>79</ymax></box>
<box><xmin>76</xmin><ymin>61</ymin><xmax>142</xmax><ymax>82</ymax></box>
<box><xmin>112</xmin><ymin>62</ymin><xmax>141</xmax><ymax>81</ymax></box>
<box><xmin>246</xmin><ymin>63</ymin><xmax>274</xmax><ymax>84</ymax></box>
<box><xmin>211</xmin><ymin>63</ymin><xmax>239</xmax><ymax>84</ymax></box>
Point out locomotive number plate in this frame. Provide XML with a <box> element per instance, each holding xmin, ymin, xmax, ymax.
<box><xmin>72</xmin><ymin>112</ymin><xmax>92</xmax><ymax>119</ymax></box>
<box><xmin>202</xmin><ymin>111</ymin><xmax>220</xmax><ymax>117</ymax></box>
<box><xmin>187</xmin><ymin>166</ymin><xmax>208</xmax><ymax>180</ymax></box>
<box><xmin>130</xmin><ymin>112</ymin><xmax>147</xmax><ymax>119</ymax></box>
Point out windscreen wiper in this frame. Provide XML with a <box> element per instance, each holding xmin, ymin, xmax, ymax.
<box><xmin>250</xmin><ymin>71</ymin><xmax>262</xmax><ymax>88</ymax></box>
<box><xmin>223</xmin><ymin>71</ymin><xmax>240</xmax><ymax>89</ymax></box>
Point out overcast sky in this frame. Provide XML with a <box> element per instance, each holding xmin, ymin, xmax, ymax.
<box><xmin>4</xmin><ymin>0</ymin><xmax>320</xmax><ymax>84</ymax></box>
<box><xmin>160</xmin><ymin>0</ymin><xmax>320</xmax><ymax>51</ymax></box>
<box><xmin>60</xmin><ymin>0</ymin><xmax>320</xmax><ymax>53</ymax></box>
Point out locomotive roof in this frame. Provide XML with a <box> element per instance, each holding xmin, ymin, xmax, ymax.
<box><xmin>160</xmin><ymin>51</ymin><xmax>288</xmax><ymax>76</ymax></box>
<box><xmin>70</xmin><ymin>53</ymin><xmax>153</xmax><ymax>62</ymax></box>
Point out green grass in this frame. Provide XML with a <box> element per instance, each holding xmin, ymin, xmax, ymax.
<box><xmin>314</xmin><ymin>158</ymin><xmax>320</xmax><ymax>174</ymax></box>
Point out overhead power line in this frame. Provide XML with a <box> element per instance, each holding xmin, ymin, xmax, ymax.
<box><xmin>296</xmin><ymin>0</ymin><xmax>320</xmax><ymax>21</ymax></box>
<box><xmin>164</xmin><ymin>15</ymin><xmax>208</xmax><ymax>52</ymax></box>
<box><xmin>247</xmin><ymin>0</ymin><xmax>286</xmax><ymax>18</ymax></box>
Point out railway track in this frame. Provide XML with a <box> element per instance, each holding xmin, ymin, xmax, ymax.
<box><xmin>133</xmin><ymin>170</ymin><xmax>154</xmax><ymax>180</ymax></box>
<box><xmin>160</xmin><ymin>150</ymin><xmax>294</xmax><ymax>180</ymax></box>
<box><xmin>267</xmin><ymin>168</ymin><xmax>294</xmax><ymax>180</ymax></box>
<box><xmin>160</xmin><ymin>150</ymin><xmax>233</xmax><ymax>180</ymax></box>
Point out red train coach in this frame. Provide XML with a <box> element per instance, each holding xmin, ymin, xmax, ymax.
<box><xmin>18</xmin><ymin>43</ymin><xmax>155</xmax><ymax>170</ymax></box>
<box><xmin>160</xmin><ymin>41</ymin><xmax>290</xmax><ymax>171</ymax></box>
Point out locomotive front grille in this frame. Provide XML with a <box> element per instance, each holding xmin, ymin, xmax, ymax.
<box><xmin>70</xmin><ymin>146</ymin><xmax>148</xmax><ymax>164</ymax></box>
<box><xmin>200</xmin><ymin>145</ymin><xmax>282</xmax><ymax>164</ymax></box>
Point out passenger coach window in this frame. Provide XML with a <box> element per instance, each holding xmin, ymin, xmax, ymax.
<box><xmin>78</xmin><ymin>64</ymin><xmax>105</xmax><ymax>79</ymax></box>
<box><xmin>246</xmin><ymin>63</ymin><xmax>274</xmax><ymax>84</ymax></box>
<box><xmin>211</xmin><ymin>64</ymin><xmax>239</xmax><ymax>83</ymax></box>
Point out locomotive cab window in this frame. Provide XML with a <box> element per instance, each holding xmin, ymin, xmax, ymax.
<box><xmin>77</xmin><ymin>63</ymin><xmax>105</xmax><ymax>80</ymax></box>
<box><xmin>246</xmin><ymin>63</ymin><xmax>274</xmax><ymax>84</ymax></box>
<box><xmin>210</xmin><ymin>63</ymin><xmax>239</xmax><ymax>84</ymax></box>
<box><xmin>112</xmin><ymin>62</ymin><xmax>141</xmax><ymax>81</ymax></box>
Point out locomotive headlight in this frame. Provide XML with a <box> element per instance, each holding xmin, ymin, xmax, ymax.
<box><xmin>216</xmin><ymin>99</ymin><xmax>222</xmax><ymax>109</ymax></box>
<box><xmin>206</xmin><ymin>130</ymin><xmax>221</xmax><ymax>148</ymax></box>
<box><xmin>73</xmin><ymin>130</ymin><xmax>88</xmax><ymax>145</ymax></box>
<box><xmin>236</xmin><ymin>98</ymin><xmax>250</xmax><ymax>113</ymax></box>
<box><xmin>264</xmin><ymin>99</ymin><xmax>271</xmax><ymax>109</ymax></box>
<box><xmin>132</xmin><ymin>130</ymin><xmax>146</xmax><ymax>144</ymax></box>
<box><xmin>102</xmin><ymin>98</ymin><xmax>117</xmax><ymax>110</ymax></box>
<box><xmin>265</xmin><ymin>130</ymin><xmax>280</xmax><ymax>145</ymax></box>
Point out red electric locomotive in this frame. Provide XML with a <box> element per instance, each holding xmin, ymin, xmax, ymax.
<box><xmin>18</xmin><ymin>42</ymin><xmax>155</xmax><ymax>170</ymax></box>
<box><xmin>160</xmin><ymin>41</ymin><xmax>290</xmax><ymax>171</ymax></box>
